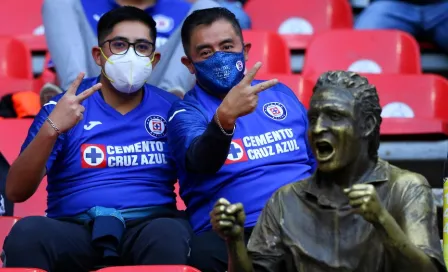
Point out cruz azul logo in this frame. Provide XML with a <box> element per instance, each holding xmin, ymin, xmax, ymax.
<box><xmin>225</xmin><ymin>128</ymin><xmax>300</xmax><ymax>165</ymax></box>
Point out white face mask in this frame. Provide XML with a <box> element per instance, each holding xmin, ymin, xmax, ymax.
<box><xmin>103</xmin><ymin>49</ymin><xmax>153</xmax><ymax>94</ymax></box>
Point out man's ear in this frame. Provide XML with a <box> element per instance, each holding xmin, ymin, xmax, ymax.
<box><xmin>92</xmin><ymin>46</ymin><xmax>102</xmax><ymax>66</ymax></box>
<box><xmin>181</xmin><ymin>56</ymin><xmax>196</xmax><ymax>74</ymax></box>
<box><xmin>151</xmin><ymin>52</ymin><xmax>161</xmax><ymax>69</ymax></box>
<box><xmin>362</xmin><ymin>115</ymin><xmax>377</xmax><ymax>138</ymax></box>
<box><xmin>243</xmin><ymin>42</ymin><xmax>251</xmax><ymax>62</ymax></box>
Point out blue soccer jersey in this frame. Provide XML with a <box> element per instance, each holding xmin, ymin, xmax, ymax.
<box><xmin>168</xmin><ymin>81</ymin><xmax>317</xmax><ymax>233</ymax></box>
<box><xmin>21</xmin><ymin>77</ymin><xmax>179</xmax><ymax>218</ymax></box>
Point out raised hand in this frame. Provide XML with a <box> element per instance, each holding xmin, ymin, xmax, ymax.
<box><xmin>210</xmin><ymin>198</ymin><xmax>246</xmax><ymax>240</ymax></box>
<box><xmin>216</xmin><ymin>62</ymin><xmax>279</xmax><ymax>128</ymax></box>
<box><xmin>47</xmin><ymin>73</ymin><xmax>102</xmax><ymax>133</ymax></box>
<box><xmin>344</xmin><ymin>184</ymin><xmax>386</xmax><ymax>224</ymax></box>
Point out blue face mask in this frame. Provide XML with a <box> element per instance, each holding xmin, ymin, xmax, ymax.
<box><xmin>193</xmin><ymin>51</ymin><xmax>246</xmax><ymax>95</ymax></box>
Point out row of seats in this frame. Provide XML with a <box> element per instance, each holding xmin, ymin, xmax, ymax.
<box><xmin>0</xmin><ymin>0</ymin><xmax>355</xmax><ymax>53</ymax></box>
<box><xmin>0</xmin><ymin>29</ymin><xmax>421</xmax><ymax>98</ymax></box>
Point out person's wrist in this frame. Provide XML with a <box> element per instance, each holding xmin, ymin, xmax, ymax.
<box><xmin>216</xmin><ymin>105</ymin><xmax>236</xmax><ymax>131</ymax></box>
<box><xmin>42</xmin><ymin>120</ymin><xmax>60</xmax><ymax>139</ymax></box>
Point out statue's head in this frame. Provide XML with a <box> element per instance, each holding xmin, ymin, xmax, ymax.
<box><xmin>307</xmin><ymin>71</ymin><xmax>382</xmax><ymax>173</ymax></box>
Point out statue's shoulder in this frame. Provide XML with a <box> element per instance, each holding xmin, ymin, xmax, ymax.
<box><xmin>388</xmin><ymin>162</ymin><xmax>429</xmax><ymax>187</ymax></box>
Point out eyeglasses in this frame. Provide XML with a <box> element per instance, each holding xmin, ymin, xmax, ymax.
<box><xmin>101</xmin><ymin>39</ymin><xmax>155</xmax><ymax>57</ymax></box>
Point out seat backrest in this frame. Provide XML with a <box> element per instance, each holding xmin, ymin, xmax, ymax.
<box><xmin>0</xmin><ymin>0</ymin><xmax>44</xmax><ymax>37</ymax></box>
<box><xmin>0</xmin><ymin>269</ymin><xmax>46</xmax><ymax>272</ymax></box>
<box><xmin>364</xmin><ymin>74</ymin><xmax>448</xmax><ymax>120</ymax></box>
<box><xmin>0</xmin><ymin>119</ymin><xmax>32</xmax><ymax>165</ymax></box>
<box><xmin>174</xmin><ymin>182</ymin><xmax>185</xmax><ymax>211</ymax></box>
<box><xmin>245</xmin><ymin>0</ymin><xmax>353</xmax><ymax>35</ymax></box>
<box><xmin>0</xmin><ymin>37</ymin><xmax>32</xmax><ymax>79</ymax></box>
<box><xmin>96</xmin><ymin>265</ymin><xmax>201</xmax><ymax>272</ymax></box>
<box><xmin>256</xmin><ymin>74</ymin><xmax>313</xmax><ymax>107</ymax></box>
<box><xmin>13</xmin><ymin>178</ymin><xmax>47</xmax><ymax>217</ymax></box>
<box><xmin>242</xmin><ymin>30</ymin><xmax>291</xmax><ymax>74</ymax></box>
<box><xmin>0</xmin><ymin>119</ymin><xmax>47</xmax><ymax>217</ymax></box>
<box><xmin>303</xmin><ymin>30</ymin><xmax>421</xmax><ymax>80</ymax></box>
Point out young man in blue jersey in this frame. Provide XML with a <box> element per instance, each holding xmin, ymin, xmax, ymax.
<box><xmin>166</xmin><ymin>7</ymin><xmax>316</xmax><ymax>272</ymax></box>
<box><xmin>3</xmin><ymin>6</ymin><xmax>191</xmax><ymax>271</ymax></box>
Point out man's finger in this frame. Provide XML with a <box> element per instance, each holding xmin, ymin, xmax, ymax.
<box><xmin>226</xmin><ymin>203</ymin><xmax>244</xmax><ymax>214</ymax></box>
<box><xmin>349</xmin><ymin>197</ymin><xmax>369</xmax><ymax>207</ymax></box>
<box><xmin>349</xmin><ymin>184</ymin><xmax>371</xmax><ymax>191</ymax></box>
<box><xmin>252</xmin><ymin>79</ymin><xmax>279</xmax><ymax>94</ymax></box>
<box><xmin>75</xmin><ymin>83</ymin><xmax>102</xmax><ymax>103</ymax></box>
<box><xmin>241</xmin><ymin>62</ymin><xmax>262</xmax><ymax>85</ymax></box>
<box><xmin>347</xmin><ymin>190</ymin><xmax>370</xmax><ymax>199</ymax></box>
<box><xmin>210</xmin><ymin>204</ymin><xmax>228</xmax><ymax>216</ymax></box>
<box><xmin>215</xmin><ymin>198</ymin><xmax>231</xmax><ymax>207</ymax></box>
<box><xmin>216</xmin><ymin>220</ymin><xmax>234</xmax><ymax>229</ymax></box>
<box><xmin>66</xmin><ymin>73</ymin><xmax>86</xmax><ymax>95</ymax></box>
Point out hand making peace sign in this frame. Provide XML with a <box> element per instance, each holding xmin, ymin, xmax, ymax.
<box><xmin>217</xmin><ymin>62</ymin><xmax>279</xmax><ymax>125</ymax></box>
<box><xmin>47</xmin><ymin>73</ymin><xmax>102</xmax><ymax>133</ymax></box>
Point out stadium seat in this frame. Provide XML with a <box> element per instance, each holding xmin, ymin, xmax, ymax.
<box><xmin>0</xmin><ymin>37</ymin><xmax>32</xmax><ymax>80</ymax></box>
<box><xmin>302</xmin><ymin>30</ymin><xmax>422</xmax><ymax>80</ymax></box>
<box><xmin>13</xmin><ymin>178</ymin><xmax>47</xmax><ymax>217</ymax></box>
<box><xmin>0</xmin><ymin>119</ymin><xmax>47</xmax><ymax>217</ymax></box>
<box><xmin>0</xmin><ymin>216</ymin><xmax>20</xmax><ymax>266</ymax></box>
<box><xmin>0</xmin><ymin>77</ymin><xmax>35</xmax><ymax>98</ymax></box>
<box><xmin>0</xmin><ymin>0</ymin><xmax>46</xmax><ymax>51</ymax></box>
<box><xmin>96</xmin><ymin>265</ymin><xmax>200</xmax><ymax>272</ymax></box>
<box><xmin>0</xmin><ymin>269</ymin><xmax>45</xmax><ymax>272</ymax></box>
<box><xmin>244</xmin><ymin>0</ymin><xmax>353</xmax><ymax>50</ymax></box>
<box><xmin>256</xmin><ymin>74</ymin><xmax>314</xmax><ymax>107</ymax></box>
<box><xmin>364</xmin><ymin>74</ymin><xmax>448</xmax><ymax>135</ymax></box>
<box><xmin>242</xmin><ymin>30</ymin><xmax>291</xmax><ymax>74</ymax></box>
<box><xmin>174</xmin><ymin>182</ymin><xmax>185</xmax><ymax>211</ymax></box>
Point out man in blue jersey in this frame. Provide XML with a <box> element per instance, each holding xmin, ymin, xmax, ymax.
<box><xmin>167</xmin><ymin>7</ymin><xmax>316</xmax><ymax>272</ymax></box>
<box><xmin>3</xmin><ymin>6</ymin><xmax>191</xmax><ymax>271</ymax></box>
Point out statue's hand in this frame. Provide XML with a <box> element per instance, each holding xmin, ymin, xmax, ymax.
<box><xmin>344</xmin><ymin>184</ymin><xmax>387</xmax><ymax>224</ymax></box>
<box><xmin>210</xmin><ymin>198</ymin><xmax>246</xmax><ymax>241</ymax></box>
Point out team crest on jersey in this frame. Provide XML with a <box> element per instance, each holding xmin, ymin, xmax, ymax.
<box><xmin>153</xmin><ymin>14</ymin><xmax>174</xmax><ymax>33</ymax></box>
<box><xmin>263</xmin><ymin>102</ymin><xmax>287</xmax><ymax>121</ymax></box>
<box><xmin>81</xmin><ymin>144</ymin><xmax>107</xmax><ymax>168</ymax></box>
<box><xmin>225</xmin><ymin>139</ymin><xmax>248</xmax><ymax>165</ymax></box>
<box><xmin>145</xmin><ymin>115</ymin><xmax>167</xmax><ymax>138</ymax></box>
<box><xmin>235</xmin><ymin>60</ymin><xmax>244</xmax><ymax>71</ymax></box>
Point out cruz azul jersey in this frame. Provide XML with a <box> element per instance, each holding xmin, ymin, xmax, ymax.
<box><xmin>21</xmin><ymin>77</ymin><xmax>179</xmax><ymax>218</ymax></box>
<box><xmin>168</xmin><ymin>81</ymin><xmax>317</xmax><ymax>233</ymax></box>
<box><xmin>81</xmin><ymin>0</ymin><xmax>191</xmax><ymax>48</ymax></box>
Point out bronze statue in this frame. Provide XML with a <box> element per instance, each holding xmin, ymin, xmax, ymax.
<box><xmin>210</xmin><ymin>71</ymin><xmax>446</xmax><ymax>272</ymax></box>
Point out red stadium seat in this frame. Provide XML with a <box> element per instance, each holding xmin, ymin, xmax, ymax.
<box><xmin>0</xmin><ymin>269</ymin><xmax>45</xmax><ymax>272</ymax></box>
<box><xmin>0</xmin><ymin>77</ymin><xmax>35</xmax><ymax>98</ymax></box>
<box><xmin>174</xmin><ymin>182</ymin><xmax>185</xmax><ymax>211</ymax></box>
<box><xmin>0</xmin><ymin>37</ymin><xmax>32</xmax><ymax>80</ymax></box>
<box><xmin>0</xmin><ymin>216</ymin><xmax>20</xmax><ymax>266</ymax></box>
<box><xmin>96</xmin><ymin>266</ymin><xmax>200</xmax><ymax>272</ymax></box>
<box><xmin>13</xmin><ymin>178</ymin><xmax>47</xmax><ymax>217</ymax></box>
<box><xmin>303</xmin><ymin>30</ymin><xmax>421</xmax><ymax>80</ymax></box>
<box><xmin>256</xmin><ymin>74</ymin><xmax>313</xmax><ymax>107</ymax></box>
<box><xmin>242</xmin><ymin>30</ymin><xmax>291</xmax><ymax>74</ymax></box>
<box><xmin>0</xmin><ymin>0</ymin><xmax>46</xmax><ymax>51</ymax></box>
<box><xmin>364</xmin><ymin>74</ymin><xmax>448</xmax><ymax>135</ymax></box>
<box><xmin>245</xmin><ymin>0</ymin><xmax>353</xmax><ymax>50</ymax></box>
<box><xmin>0</xmin><ymin>119</ymin><xmax>47</xmax><ymax>217</ymax></box>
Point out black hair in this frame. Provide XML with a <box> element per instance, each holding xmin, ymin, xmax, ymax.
<box><xmin>181</xmin><ymin>7</ymin><xmax>243</xmax><ymax>57</ymax></box>
<box><xmin>313</xmin><ymin>71</ymin><xmax>383</xmax><ymax>160</ymax></box>
<box><xmin>97</xmin><ymin>6</ymin><xmax>157</xmax><ymax>44</ymax></box>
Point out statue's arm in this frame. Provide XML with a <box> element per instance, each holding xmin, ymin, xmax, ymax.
<box><xmin>374</xmin><ymin>173</ymin><xmax>445</xmax><ymax>272</ymax></box>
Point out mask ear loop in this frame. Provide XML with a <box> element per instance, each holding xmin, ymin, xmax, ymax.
<box><xmin>145</xmin><ymin>53</ymin><xmax>156</xmax><ymax>67</ymax></box>
<box><xmin>100</xmin><ymin>48</ymin><xmax>115</xmax><ymax>83</ymax></box>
